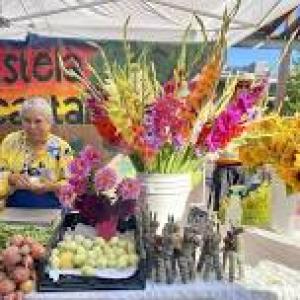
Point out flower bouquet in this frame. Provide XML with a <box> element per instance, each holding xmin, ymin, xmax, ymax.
<box><xmin>237</xmin><ymin>115</ymin><xmax>300</xmax><ymax>192</ymax></box>
<box><xmin>62</xmin><ymin>3</ymin><xmax>252</xmax><ymax>175</ymax></box>
<box><xmin>61</xmin><ymin>1</ymin><xmax>269</xmax><ymax>226</ymax></box>
<box><xmin>58</xmin><ymin>145</ymin><xmax>141</xmax><ymax>240</ymax></box>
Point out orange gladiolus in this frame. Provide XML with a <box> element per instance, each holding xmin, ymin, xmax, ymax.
<box><xmin>188</xmin><ymin>57</ymin><xmax>221</xmax><ymax>112</ymax></box>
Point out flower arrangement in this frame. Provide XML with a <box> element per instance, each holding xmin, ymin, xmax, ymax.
<box><xmin>61</xmin><ymin>0</ymin><xmax>269</xmax><ymax>186</ymax></box>
<box><xmin>60</xmin><ymin>1</ymin><xmax>255</xmax><ymax>178</ymax></box>
<box><xmin>58</xmin><ymin>145</ymin><xmax>141</xmax><ymax>240</ymax></box>
<box><xmin>237</xmin><ymin>115</ymin><xmax>300</xmax><ymax>192</ymax></box>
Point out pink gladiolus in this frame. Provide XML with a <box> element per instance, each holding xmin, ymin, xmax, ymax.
<box><xmin>94</xmin><ymin>167</ymin><xmax>117</xmax><ymax>191</ymax></box>
<box><xmin>205</xmin><ymin>79</ymin><xmax>267</xmax><ymax>151</ymax></box>
<box><xmin>116</xmin><ymin>178</ymin><xmax>141</xmax><ymax>200</ymax></box>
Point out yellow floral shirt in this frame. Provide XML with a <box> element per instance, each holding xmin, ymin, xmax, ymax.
<box><xmin>0</xmin><ymin>130</ymin><xmax>73</xmax><ymax>197</ymax></box>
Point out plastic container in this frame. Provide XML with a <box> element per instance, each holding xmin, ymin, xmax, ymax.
<box><xmin>140</xmin><ymin>173</ymin><xmax>191</xmax><ymax>233</ymax></box>
<box><xmin>36</xmin><ymin>212</ymin><xmax>146</xmax><ymax>292</ymax></box>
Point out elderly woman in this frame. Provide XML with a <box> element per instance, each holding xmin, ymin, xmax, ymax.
<box><xmin>0</xmin><ymin>97</ymin><xmax>73</xmax><ymax>208</ymax></box>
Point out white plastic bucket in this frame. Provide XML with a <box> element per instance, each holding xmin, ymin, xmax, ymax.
<box><xmin>140</xmin><ymin>173</ymin><xmax>191</xmax><ymax>233</ymax></box>
<box><xmin>271</xmin><ymin>169</ymin><xmax>299</xmax><ymax>234</ymax></box>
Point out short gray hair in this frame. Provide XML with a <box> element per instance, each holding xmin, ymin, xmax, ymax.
<box><xmin>20</xmin><ymin>97</ymin><xmax>54</xmax><ymax>124</ymax></box>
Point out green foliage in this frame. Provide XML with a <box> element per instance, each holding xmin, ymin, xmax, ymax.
<box><xmin>130</xmin><ymin>143</ymin><xmax>203</xmax><ymax>173</ymax></box>
<box><xmin>129</xmin><ymin>143</ymin><xmax>203</xmax><ymax>187</ymax></box>
<box><xmin>283</xmin><ymin>57</ymin><xmax>300</xmax><ymax>115</ymax></box>
<box><xmin>90</xmin><ymin>40</ymin><xmax>203</xmax><ymax>83</ymax></box>
<box><xmin>242</xmin><ymin>182</ymin><xmax>271</xmax><ymax>226</ymax></box>
<box><xmin>219</xmin><ymin>182</ymin><xmax>271</xmax><ymax>226</ymax></box>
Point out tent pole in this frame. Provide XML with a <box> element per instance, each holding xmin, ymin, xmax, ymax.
<box><xmin>275</xmin><ymin>43</ymin><xmax>292</xmax><ymax>110</ymax></box>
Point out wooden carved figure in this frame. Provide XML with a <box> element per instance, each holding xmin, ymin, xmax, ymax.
<box><xmin>144</xmin><ymin>211</ymin><xmax>159</xmax><ymax>279</ymax></box>
<box><xmin>179</xmin><ymin>226</ymin><xmax>200</xmax><ymax>282</ymax></box>
<box><xmin>197</xmin><ymin>220</ymin><xmax>222</xmax><ymax>281</ymax></box>
<box><xmin>152</xmin><ymin>236</ymin><xmax>166</xmax><ymax>282</ymax></box>
<box><xmin>223</xmin><ymin>226</ymin><xmax>244</xmax><ymax>282</ymax></box>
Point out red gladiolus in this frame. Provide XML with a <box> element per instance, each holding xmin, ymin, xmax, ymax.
<box><xmin>93</xmin><ymin>118</ymin><xmax>123</xmax><ymax>146</ymax></box>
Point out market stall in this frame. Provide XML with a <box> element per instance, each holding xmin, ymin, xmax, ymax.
<box><xmin>0</xmin><ymin>1</ymin><xmax>300</xmax><ymax>299</ymax></box>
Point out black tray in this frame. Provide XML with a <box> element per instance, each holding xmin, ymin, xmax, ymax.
<box><xmin>36</xmin><ymin>212</ymin><xmax>146</xmax><ymax>292</ymax></box>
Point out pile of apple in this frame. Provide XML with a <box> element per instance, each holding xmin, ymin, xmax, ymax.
<box><xmin>49</xmin><ymin>234</ymin><xmax>138</xmax><ymax>276</ymax></box>
<box><xmin>0</xmin><ymin>235</ymin><xmax>46</xmax><ymax>299</ymax></box>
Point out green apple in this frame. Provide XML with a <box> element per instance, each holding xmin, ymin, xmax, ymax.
<box><xmin>128</xmin><ymin>254</ymin><xmax>138</xmax><ymax>266</ymax></box>
<box><xmin>96</xmin><ymin>257</ymin><xmax>107</xmax><ymax>268</ymax></box>
<box><xmin>64</xmin><ymin>233</ymin><xmax>73</xmax><ymax>242</ymax></box>
<box><xmin>109</xmin><ymin>236</ymin><xmax>119</xmax><ymax>245</ymax></box>
<box><xmin>73</xmin><ymin>253</ymin><xmax>86</xmax><ymax>268</ymax></box>
<box><xmin>51</xmin><ymin>248</ymin><xmax>59</xmax><ymax>256</ymax></box>
<box><xmin>127</xmin><ymin>242</ymin><xmax>136</xmax><ymax>254</ymax></box>
<box><xmin>81</xmin><ymin>265</ymin><xmax>96</xmax><ymax>276</ymax></box>
<box><xmin>74</xmin><ymin>234</ymin><xmax>85</xmax><ymax>244</ymax></box>
<box><xmin>76</xmin><ymin>245</ymin><xmax>86</xmax><ymax>255</ymax></box>
<box><xmin>92</xmin><ymin>246</ymin><xmax>103</xmax><ymax>256</ymax></box>
<box><xmin>82</xmin><ymin>238</ymin><xmax>93</xmax><ymax>250</ymax></box>
<box><xmin>113</xmin><ymin>247</ymin><xmax>126</xmax><ymax>256</ymax></box>
<box><xmin>117</xmin><ymin>255</ymin><xmax>129</xmax><ymax>269</ymax></box>
<box><xmin>94</xmin><ymin>236</ymin><xmax>105</xmax><ymax>246</ymax></box>
<box><xmin>106</xmin><ymin>259</ymin><xmax>117</xmax><ymax>268</ymax></box>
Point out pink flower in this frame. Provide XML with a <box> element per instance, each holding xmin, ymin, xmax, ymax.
<box><xmin>116</xmin><ymin>178</ymin><xmax>141</xmax><ymax>200</ymax></box>
<box><xmin>80</xmin><ymin>145</ymin><xmax>103</xmax><ymax>168</ymax></box>
<box><xmin>94</xmin><ymin>167</ymin><xmax>117</xmax><ymax>191</ymax></box>
<box><xmin>204</xmin><ymin>79</ymin><xmax>267</xmax><ymax>151</ymax></box>
<box><xmin>69</xmin><ymin>175</ymin><xmax>87</xmax><ymax>195</ymax></box>
<box><xmin>57</xmin><ymin>184</ymin><xmax>76</xmax><ymax>207</ymax></box>
<box><xmin>69</xmin><ymin>158</ymin><xmax>91</xmax><ymax>176</ymax></box>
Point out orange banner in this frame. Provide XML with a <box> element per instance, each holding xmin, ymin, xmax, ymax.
<box><xmin>0</xmin><ymin>35</ymin><xmax>96</xmax><ymax>124</ymax></box>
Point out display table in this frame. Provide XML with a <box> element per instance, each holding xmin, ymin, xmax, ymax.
<box><xmin>25</xmin><ymin>228</ymin><xmax>300</xmax><ymax>300</ymax></box>
<box><xmin>243</xmin><ymin>228</ymin><xmax>300</xmax><ymax>270</ymax></box>
<box><xmin>26</xmin><ymin>280</ymin><xmax>291</xmax><ymax>300</ymax></box>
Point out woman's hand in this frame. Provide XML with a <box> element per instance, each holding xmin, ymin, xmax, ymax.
<box><xmin>8</xmin><ymin>173</ymin><xmax>32</xmax><ymax>190</ymax></box>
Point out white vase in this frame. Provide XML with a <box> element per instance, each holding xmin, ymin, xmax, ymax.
<box><xmin>140</xmin><ymin>173</ymin><xmax>191</xmax><ymax>234</ymax></box>
<box><xmin>271</xmin><ymin>169</ymin><xmax>299</xmax><ymax>235</ymax></box>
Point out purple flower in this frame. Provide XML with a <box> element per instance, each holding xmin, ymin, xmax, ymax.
<box><xmin>94</xmin><ymin>167</ymin><xmax>117</xmax><ymax>191</ymax></box>
<box><xmin>69</xmin><ymin>175</ymin><xmax>87</xmax><ymax>195</ymax></box>
<box><xmin>172</xmin><ymin>134</ymin><xmax>184</xmax><ymax>150</ymax></box>
<box><xmin>80</xmin><ymin>145</ymin><xmax>103</xmax><ymax>167</ymax></box>
<box><xmin>57</xmin><ymin>184</ymin><xmax>76</xmax><ymax>207</ymax></box>
<box><xmin>69</xmin><ymin>158</ymin><xmax>91</xmax><ymax>176</ymax></box>
<box><xmin>116</xmin><ymin>178</ymin><xmax>141</xmax><ymax>201</ymax></box>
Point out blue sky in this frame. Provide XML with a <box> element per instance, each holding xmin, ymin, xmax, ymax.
<box><xmin>227</xmin><ymin>47</ymin><xmax>299</xmax><ymax>70</ymax></box>
<box><xmin>227</xmin><ymin>47</ymin><xmax>280</xmax><ymax>68</ymax></box>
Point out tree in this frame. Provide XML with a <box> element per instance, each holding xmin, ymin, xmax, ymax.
<box><xmin>282</xmin><ymin>56</ymin><xmax>300</xmax><ymax>115</ymax></box>
<box><xmin>91</xmin><ymin>40</ymin><xmax>203</xmax><ymax>83</ymax></box>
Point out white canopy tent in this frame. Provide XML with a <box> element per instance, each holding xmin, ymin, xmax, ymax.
<box><xmin>0</xmin><ymin>0</ymin><xmax>299</xmax><ymax>45</ymax></box>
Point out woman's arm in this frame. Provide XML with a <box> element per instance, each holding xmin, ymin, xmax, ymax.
<box><xmin>0</xmin><ymin>138</ymin><xmax>11</xmax><ymax>198</ymax></box>
<box><xmin>30</xmin><ymin>180</ymin><xmax>63</xmax><ymax>194</ymax></box>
